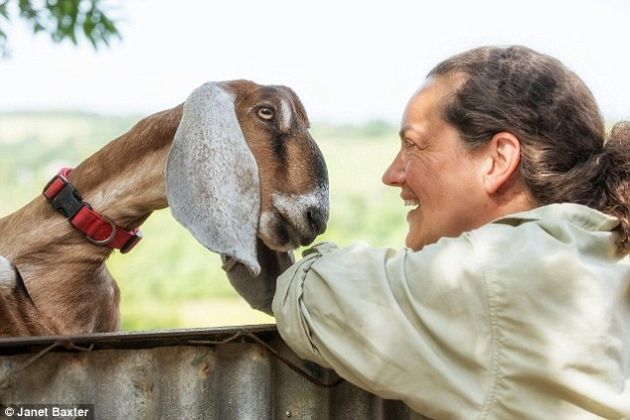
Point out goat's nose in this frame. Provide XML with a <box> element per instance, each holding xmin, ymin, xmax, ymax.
<box><xmin>304</xmin><ymin>205</ymin><xmax>327</xmax><ymax>239</ymax></box>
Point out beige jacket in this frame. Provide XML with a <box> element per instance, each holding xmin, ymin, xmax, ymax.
<box><xmin>272</xmin><ymin>203</ymin><xmax>630</xmax><ymax>419</ymax></box>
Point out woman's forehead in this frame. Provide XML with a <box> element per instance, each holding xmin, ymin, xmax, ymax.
<box><xmin>401</xmin><ymin>78</ymin><xmax>455</xmax><ymax>131</ymax></box>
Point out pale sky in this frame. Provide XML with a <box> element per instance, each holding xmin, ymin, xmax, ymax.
<box><xmin>0</xmin><ymin>0</ymin><xmax>629</xmax><ymax>123</ymax></box>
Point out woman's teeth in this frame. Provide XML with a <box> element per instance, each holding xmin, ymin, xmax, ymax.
<box><xmin>404</xmin><ymin>199</ymin><xmax>420</xmax><ymax>208</ymax></box>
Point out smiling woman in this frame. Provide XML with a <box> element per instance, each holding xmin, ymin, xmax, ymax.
<box><xmin>251</xmin><ymin>45</ymin><xmax>630</xmax><ymax>419</ymax></box>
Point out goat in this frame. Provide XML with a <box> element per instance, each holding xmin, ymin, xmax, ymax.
<box><xmin>0</xmin><ymin>80</ymin><xmax>329</xmax><ymax>337</ymax></box>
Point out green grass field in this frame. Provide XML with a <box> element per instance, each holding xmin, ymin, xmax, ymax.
<box><xmin>0</xmin><ymin>112</ymin><xmax>408</xmax><ymax>331</ymax></box>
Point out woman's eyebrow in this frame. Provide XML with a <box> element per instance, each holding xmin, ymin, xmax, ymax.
<box><xmin>399</xmin><ymin>126</ymin><xmax>412</xmax><ymax>139</ymax></box>
<box><xmin>399</xmin><ymin>126</ymin><xmax>425</xmax><ymax>140</ymax></box>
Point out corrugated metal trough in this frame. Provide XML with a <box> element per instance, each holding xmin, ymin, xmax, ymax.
<box><xmin>0</xmin><ymin>325</ymin><xmax>417</xmax><ymax>419</ymax></box>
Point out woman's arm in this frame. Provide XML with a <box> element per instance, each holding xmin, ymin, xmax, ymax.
<box><xmin>272</xmin><ymin>238</ymin><xmax>493</xmax><ymax>418</ymax></box>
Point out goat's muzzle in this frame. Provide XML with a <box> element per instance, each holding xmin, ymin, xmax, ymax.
<box><xmin>259</xmin><ymin>186</ymin><xmax>330</xmax><ymax>252</ymax></box>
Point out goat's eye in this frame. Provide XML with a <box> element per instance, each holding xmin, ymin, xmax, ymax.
<box><xmin>257</xmin><ymin>107</ymin><xmax>274</xmax><ymax>120</ymax></box>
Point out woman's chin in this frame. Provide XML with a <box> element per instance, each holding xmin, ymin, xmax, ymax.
<box><xmin>404</xmin><ymin>232</ymin><xmax>424</xmax><ymax>251</ymax></box>
<box><xmin>405</xmin><ymin>212</ymin><xmax>425</xmax><ymax>251</ymax></box>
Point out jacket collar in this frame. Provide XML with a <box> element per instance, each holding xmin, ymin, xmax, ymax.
<box><xmin>491</xmin><ymin>203</ymin><xmax>620</xmax><ymax>232</ymax></box>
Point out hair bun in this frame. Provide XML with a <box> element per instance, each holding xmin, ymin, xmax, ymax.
<box><xmin>608</xmin><ymin>121</ymin><xmax>630</xmax><ymax>144</ymax></box>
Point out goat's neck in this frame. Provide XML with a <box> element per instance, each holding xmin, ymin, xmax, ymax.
<box><xmin>0</xmin><ymin>105</ymin><xmax>183</xmax><ymax>263</ymax></box>
<box><xmin>71</xmin><ymin>105</ymin><xmax>184</xmax><ymax>229</ymax></box>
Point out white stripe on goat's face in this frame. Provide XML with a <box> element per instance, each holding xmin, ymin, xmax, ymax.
<box><xmin>279</xmin><ymin>98</ymin><xmax>293</xmax><ymax>133</ymax></box>
<box><xmin>259</xmin><ymin>184</ymin><xmax>330</xmax><ymax>251</ymax></box>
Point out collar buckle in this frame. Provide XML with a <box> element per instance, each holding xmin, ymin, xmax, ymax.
<box><xmin>48</xmin><ymin>181</ymin><xmax>85</xmax><ymax>220</ymax></box>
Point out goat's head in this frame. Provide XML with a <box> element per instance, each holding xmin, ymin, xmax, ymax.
<box><xmin>165</xmin><ymin>81</ymin><xmax>329</xmax><ymax>275</ymax></box>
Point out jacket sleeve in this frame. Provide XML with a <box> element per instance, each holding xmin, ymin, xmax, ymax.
<box><xmin>272</xmin><ymin>238</ymin><xmax>494</xmax><ymax>417</ymax></box>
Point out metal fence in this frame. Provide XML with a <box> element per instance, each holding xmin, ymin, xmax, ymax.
<box><xmin>0</xmin><ymin>325</ymin><xmax>421</xmax><ymax>419</ymax></box>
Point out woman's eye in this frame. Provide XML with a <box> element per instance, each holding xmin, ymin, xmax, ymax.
<box><xmin>257</xmin><ymin>107</ymin><xmax>274</xmax><ymax>120</ymax></box>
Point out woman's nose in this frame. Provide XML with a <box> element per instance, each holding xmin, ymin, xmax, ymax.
<box><xmin>382</xmin><ymin>151</ymin><xmax>405</xmax><ymax>187</ymax></box>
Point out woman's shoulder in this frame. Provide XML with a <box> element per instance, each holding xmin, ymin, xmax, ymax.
<box><xmin>468</xmin><ymin>203</ymin><xmax>621</xmax><ymax>260</ymax></box>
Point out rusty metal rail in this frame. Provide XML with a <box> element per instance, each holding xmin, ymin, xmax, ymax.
<box><xmin>0</xmin><ymin>325</ymin><xmax>413</xmax><ymax>419</ymax></box>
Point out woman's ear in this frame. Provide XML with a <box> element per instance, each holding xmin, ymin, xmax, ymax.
<box><xmin>482</xmin><ymin>132</ymin><xmax>522</xmax><ymax>195</ymax></box>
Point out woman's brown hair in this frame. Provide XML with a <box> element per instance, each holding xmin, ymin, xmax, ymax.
<box><xmin>428</xmin><ymin>46</ymin><xmax>630</xmax><ymax>255</ymax></box>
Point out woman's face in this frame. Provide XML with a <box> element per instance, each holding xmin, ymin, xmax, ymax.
<box><xmin>382</xmin><ymin>77</ymin><xmax>489</xmax><ymax>251</ymax></box>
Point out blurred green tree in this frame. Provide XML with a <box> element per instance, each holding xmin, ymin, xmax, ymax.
<box><xmin>0</xmin><ymin>0</ymin><xmax>119</xmax><ymax>58</ymax></box>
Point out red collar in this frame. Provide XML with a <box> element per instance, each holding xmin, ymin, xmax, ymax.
<box><xmin>42</xmin><ymin>168</ymin><xmax>142</xmax><ymax>254</ymax></box>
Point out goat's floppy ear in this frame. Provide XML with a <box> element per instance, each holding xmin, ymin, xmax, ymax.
<box><xmin>166</xmin><ymin>82</ymin><xmax>261</xmax><ymax>275</ymax></box>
